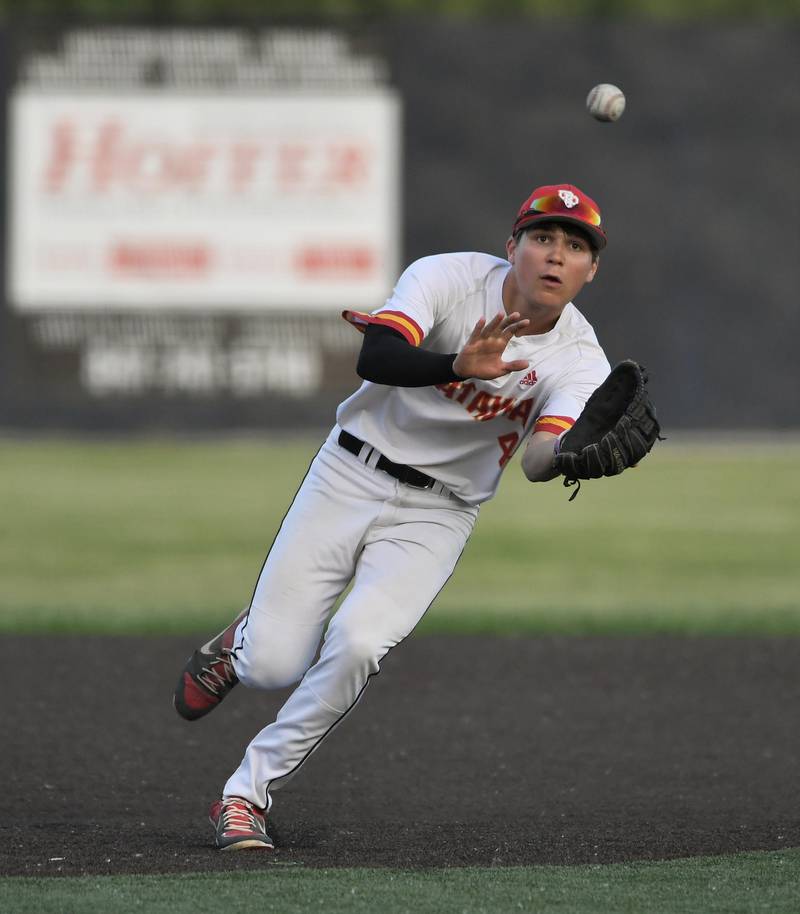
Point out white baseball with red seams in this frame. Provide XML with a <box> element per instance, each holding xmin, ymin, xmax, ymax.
<box><xmin>221</xmin><ymin>251</ymin><xmax>609</xmax><ymax>811</ymax></box>
<box><xmin>586</xmin><ymin>83</ymin><xmax>626</xmax><ymax>122</ymax></box>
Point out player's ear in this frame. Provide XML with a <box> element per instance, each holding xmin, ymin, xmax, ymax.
<box><xmin>585</xmin><ymin>257</ymin><xmax>599</xmax><ymax>283</ymax></box>
<box><xmin>506</xmin><ymin>235</ymin><xmax>517</xmax><ymax>262</ymax></box>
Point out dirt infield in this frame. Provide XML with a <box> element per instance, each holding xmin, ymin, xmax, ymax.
<box><xmin>3</xmin><ymin>634</ymin><xmax>799</xmax><ymax>876</ymax></box>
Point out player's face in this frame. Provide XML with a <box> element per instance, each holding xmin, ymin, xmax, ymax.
<box><xmin>505</xmin><ymin>224</ymin><xmax>598</xmax><ymax>311</ymax></box>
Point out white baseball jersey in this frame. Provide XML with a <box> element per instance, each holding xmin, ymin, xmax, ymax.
<box><xmin>339</xmin><ymin>251</ymin><xmax>610</xmax><ymax>506</ymax></box>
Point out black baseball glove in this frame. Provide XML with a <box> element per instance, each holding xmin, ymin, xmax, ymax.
<box><xmin>553</xmin><ymin>360</ymin><xmax>662</xmax><ymax>499</ymax></box>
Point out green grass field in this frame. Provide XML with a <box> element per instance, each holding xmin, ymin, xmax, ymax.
<box><xmin>4</xmin><ymin>850</ymin><xmax>800</xmax><ymax>914</ymax></box>
<box><xmin>2</xmin><ymin>435</ymin><xmax>799</xmax><ymax>914</ymax></box>
<box><xmin>0</xmin><ymin>435</ymin><xmax>798</xmax><ymax>634</ymax></box>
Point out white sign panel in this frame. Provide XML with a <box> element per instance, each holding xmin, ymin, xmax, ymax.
<box><xmin>8</xmin><ymin>91</ymin><xmax>400</xmax><ymax>311</ymax></box>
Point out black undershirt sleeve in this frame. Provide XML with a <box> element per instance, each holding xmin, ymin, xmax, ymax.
<box><xmin>356</xmin><ymin>323</ymin><xmax>465</xmax><ymax>387</ymax></box>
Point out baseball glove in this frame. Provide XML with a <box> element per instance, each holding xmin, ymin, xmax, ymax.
<box><xmin>554</xmin><ymin>360</ymin><xmax>661</xmax><ymax>499</ymax></box>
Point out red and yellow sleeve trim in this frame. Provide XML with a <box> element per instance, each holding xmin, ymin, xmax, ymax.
<box><xmin>534</xmin><ymin>415</ymin><xmax>575</xmax><ymax>436</ymax></box>
<box><xmin>341</xmin><ymin>309</ymin><xmax>424</xmax><ymax>347</ymax></box>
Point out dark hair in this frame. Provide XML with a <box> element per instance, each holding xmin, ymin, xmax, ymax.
<box><xmin>514</xmin><ymin>222</ymin><xmax>599</xmax><ymax>262</ymax></box>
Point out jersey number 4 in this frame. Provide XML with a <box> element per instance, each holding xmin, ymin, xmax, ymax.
<box><xmin>497</xmin><ymin>432</ymin><xmax>519</xmax><ymax>467</ymax></box>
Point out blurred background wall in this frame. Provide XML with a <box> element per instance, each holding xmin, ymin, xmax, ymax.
<box><xmin>0</xmin><ymin>5</ymin><xmax>797</xmax><ymax>431</ymax></box>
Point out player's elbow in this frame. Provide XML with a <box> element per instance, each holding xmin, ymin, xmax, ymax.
<box><xmin>521</xmin><ymin>434</ymin><xmax>560</xmax><ymax>483</ymax></box>
<box><xmin>522</xmin><ymin>459</ymin><xmax>559</xmax><ymax>483</ymax></box>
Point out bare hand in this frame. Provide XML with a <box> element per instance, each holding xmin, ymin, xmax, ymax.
<box><xmin>452</xmin><ymin>312</ymin><xmax>530</xmax><ymax>380</ymax></box>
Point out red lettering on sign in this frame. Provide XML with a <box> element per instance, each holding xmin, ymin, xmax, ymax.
<box><xmin>92</xmin><ymin>121</ymin><xmax>122</xmax><ymax>191</ymax></box>
<box><xmin>40</xmin><ymin>118</ymin><xmax>374</xmax><ymax>197</ymax></box>
<box><xmin>110</xmin><ymin>243</ymin><xmax>210</xmax><ymax>276</ymax></box>
<box><xmin>277</xmin><ymin>143</ymin><xmax>311</xmax><ymax>190</ymax></box>
<box><xmin>295</xmin><ymin>247</ymin><xmax>375</xmax><ymax>278</ymax></box>
<box><xmin>229</xmin><ymin>142</ymin><xmax>263</xmax><ymax>193</ymax></box>
<box><xmin>43</xmin><ymin>119</ymin><xmax>76</xmax><ymax>193</ymax></box>
<box><xmin>323</xmin><ymin>144</ymin><xmax>368</xmax><ymax>188</ymax></box>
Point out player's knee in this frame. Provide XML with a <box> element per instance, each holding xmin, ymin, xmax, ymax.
<box><xmin>233</xmin><ymin>645</ymin><xmax>310</xmax><ymax>691</ymax></box>
<box><xmin>325</xmin><ymin>621</ymin><xmax>383</xmax><ymax>674</ymax></box>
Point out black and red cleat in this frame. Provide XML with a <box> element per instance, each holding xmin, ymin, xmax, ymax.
<box><xmin>209</xmin><ymin>797</ymin><xmax>274</xmax><ymax>851</ymax></box>
<box><xmin>173</xmin><ymin>609</ymin><xmax>247</xmax><ymax>721</ymax></box>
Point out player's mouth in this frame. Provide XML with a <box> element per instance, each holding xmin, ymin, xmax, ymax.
<box><xmin>540</xmin><ymin>273</ymin><xmax>563</xmax><ymax>287</ymax></box>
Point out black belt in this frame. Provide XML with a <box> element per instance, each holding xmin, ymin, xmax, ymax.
<box><xmin>338</xmin><ymin>430</ymin><xmax>438</xmax><ymax>490</ymax></box>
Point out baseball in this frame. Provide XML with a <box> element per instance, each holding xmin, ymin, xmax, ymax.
<box><xmin>586</xmin><ymin>83</ymin><xmax>626</xmax><ymax>122</ymax></box>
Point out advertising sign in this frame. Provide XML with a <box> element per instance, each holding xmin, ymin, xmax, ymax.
<box><xmin>9</xmin><ymin>91</ymin><xmax>400</xmax><ymax>311</ymax></box>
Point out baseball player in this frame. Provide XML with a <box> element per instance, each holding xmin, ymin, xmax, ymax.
<box><xmin>174</xmin><ymin>183</ymin><xmax>613</xmax><ymax>850</ymax></box>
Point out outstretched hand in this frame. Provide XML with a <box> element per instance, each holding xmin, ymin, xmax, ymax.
<box><xmin>452</xmin><ymin>312</ymin><xmax>530</xmax><ymax>381</ymax></box>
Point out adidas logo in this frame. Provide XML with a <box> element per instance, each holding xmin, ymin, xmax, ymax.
<box><xmin>519</xmin><ymin>370</ymin><xmax>538</xmax><ymax>387</ymax></box>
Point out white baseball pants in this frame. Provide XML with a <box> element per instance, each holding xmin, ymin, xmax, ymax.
<box><xmin>223</xmin><ymin>426</ymin><xmax>479</xmax><ymax>810</ymax></box>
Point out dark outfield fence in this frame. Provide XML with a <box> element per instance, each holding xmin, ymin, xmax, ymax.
<box><xmin>0</xmin><ymin>21</ymin><xmax>798</xmax><ymax>431</ymax></box>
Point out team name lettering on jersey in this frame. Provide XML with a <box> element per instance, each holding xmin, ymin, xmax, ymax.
<box><xmin>436</xmin><ymin>382</ymin><xmax>534</xmax><ymax>426</ymax></box>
